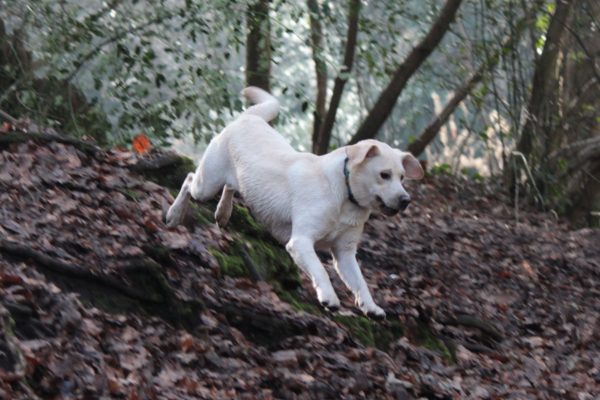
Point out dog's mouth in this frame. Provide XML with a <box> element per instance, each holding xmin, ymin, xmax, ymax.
<box><xmin>376</xmin><ymin>196</ymin><xmax>400</xmax><ymax>216</ymax></box>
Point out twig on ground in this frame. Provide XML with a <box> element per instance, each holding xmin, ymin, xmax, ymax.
<box><xmin>442</xmin><ymin>314</ymin><xmax>504</xmax><ymax>343</ymax></box>
<box><xmin>0</xmin><ymin>109</ymin><xmax>18</xmax><ymax>124</ymax></box>
<box><xmin>0</xmin><ymin>131</ymin><xmax>100</xmax><ymax>156</ymax></box>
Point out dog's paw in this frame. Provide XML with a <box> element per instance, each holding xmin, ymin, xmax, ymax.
<box><xmin>166</xmin><ymin>208</ymin><xmax>183</xmax><ymax>227</ymax></box>
<box><xmin>317</xmin><ymin>287</ymin><xmax>341</xmax><ymax>311</ymax></box>
<box><xmin>359</xmin><ymin>303</ymin><xmax>386</xmax><ymax>320</ymax></box>
<box><xmin>215</xmin><ymin>208</ymin><xmax>232</xmax><ymax>228</ymax></box>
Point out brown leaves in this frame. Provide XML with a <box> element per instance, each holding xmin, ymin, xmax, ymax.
<box><xmin>1</xmin><ymin>132</ymin><xmax>599</xmax><ymax>399</ymax></box>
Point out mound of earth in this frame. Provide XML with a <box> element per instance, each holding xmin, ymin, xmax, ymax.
<box><xmin>0</xmin><ymin>128</ymin><xmax>598</xmax><ymax>399</ymax></box>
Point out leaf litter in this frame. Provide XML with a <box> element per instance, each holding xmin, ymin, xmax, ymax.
<box><xmin>0</xmin><ymin>129</ymin><xmax>598</xmax><ymax>399</ymax></box>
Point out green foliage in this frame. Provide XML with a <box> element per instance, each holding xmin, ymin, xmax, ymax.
<box><xmin>0</xmin><ymin>0</ymin><xmax>539</xmax><ymax>156</ymax></box>
<box><xmin>429</xmin><ymin>163</ymin><xmax>452</xmax><ymax>176</ymax></box>
<box><xmin>1</xmin><ymin>0</ymin><xmax>246</xmax><ymax>146</ymax></box>
<box><xmin>461</xmin><ymin>167</ymin><xmax>484</xmax><ymax>182</ymax></box>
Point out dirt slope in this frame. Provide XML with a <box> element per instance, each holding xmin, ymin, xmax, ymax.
<box><xmin>0</xmin><ymin>130</ymin><xmax>598</xmax><ymax>399</ymax></box>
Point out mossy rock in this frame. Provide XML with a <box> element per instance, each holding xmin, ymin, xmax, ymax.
<box><xmin>134</xmin><ymin>153</ymin><xmax>196</xmax><ymax>191</ymax></box>
<box><xmin>213</xmin><ymin>204</ymin><xmax>301</xmax><ymax>290</ymax></box>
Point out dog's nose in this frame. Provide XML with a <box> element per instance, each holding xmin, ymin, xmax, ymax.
<box><xmin>398</xmin><ymin>195</ymin><xmax>411</xmax><ymax>211</ymax></box>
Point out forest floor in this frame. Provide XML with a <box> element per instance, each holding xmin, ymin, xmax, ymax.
<box><xmin>0</xmin><ymin>128</ymin><xmax>599</xmax><ymax>399</ymax></box>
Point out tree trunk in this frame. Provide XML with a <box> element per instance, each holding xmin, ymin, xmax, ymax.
<box><xmin>558</xmin><ymin>0</ymin><xmax>600</xmax><ymax>225</ymax></box>
<box><xmin>511</xmin><ymin>0</ymin><xmax>600</xmax><ymax>226</ymax></box>
<box><xmin>313</xmin><ymin>0</ymin><xmax>361</xmax><ymax>155</ymax></box>
<box><xmin>515</xmin><ymin>0</ymin><xmax>573</xmax><ymax>160</ymax></box>
<box><xmin>307</xmin><ymin>0</ymin><xmax>328</xmax><ymax>153</ymax></box>
<box><xmin>348</xmin><ymin>0</ymin><xmax>463</xmax><ymax>145</ymax></box>
<box><xmin>246</xmin><ymin>0</ymin><xmax>271</xmax><ymax>91</ymax></box>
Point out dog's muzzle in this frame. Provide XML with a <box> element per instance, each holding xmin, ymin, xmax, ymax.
<box><xmin>398</xmin><ymin>196</ymin><xmax>411</xmax><ymax>211</ymax></box>
<box><xmin>376</xmin><ymin>195</ymin><xmax>411</xmax><ymax>216</ymax></box>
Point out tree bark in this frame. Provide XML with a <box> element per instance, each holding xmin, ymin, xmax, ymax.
<box><xmin>313</xmin><ymin>0</ymin><xmax>361</xmax><ymax>155</ymax></box>
<box><xmin>307</xmin><ymin>0</ymin><xmax>328</xmax><ymax>153</ymax></box>
<box><xmin>515</xmin><ymin>0</ymin><xmax>574</xmax><ymax>159</ymax></box>
<box><xmin>348</xmin><ymin>0</ymin><xmax>463</xmax><ymax>145</ymax></box>
<box><xmin>246</xmin><ymin>0</ymin><xmax>272</xmax><ymax>91</ymax></box>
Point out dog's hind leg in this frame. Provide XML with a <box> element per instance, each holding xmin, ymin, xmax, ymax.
<box><xmin>166</xmin><ymin>172</ymin><xmax>195</xmax><ymax>227</ymax></box>
<box><xmin>215</xmin><ymin>186</ymin><xmax>235</xmax><ymax>227</ymax></box>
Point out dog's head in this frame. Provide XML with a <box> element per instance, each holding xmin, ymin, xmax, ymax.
<box><xmin>346</xmin><ymin>139</ymin><xmax>423</xmax><ymax>216</ymax></box>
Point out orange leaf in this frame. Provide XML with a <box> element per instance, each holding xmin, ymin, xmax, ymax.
<box><xmin>0</xmin><ymin>122</ymin><xmax>12</xmax><ymax>133</ymax></box>
<box><xmin>132</xmin><ymin>133</ymin><xmax>151</xmax><ymax>155</ymax></box>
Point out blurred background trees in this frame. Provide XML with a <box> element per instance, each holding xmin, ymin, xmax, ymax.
<box><xmin>0</xmin><ymin>0</ymin><xmax>598</xmax><ymax>225</ymax></box>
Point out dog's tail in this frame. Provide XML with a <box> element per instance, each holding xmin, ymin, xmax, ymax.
<box><xmin>241</xmin><ymin>86</ymin><xmax>279</xmax><ymax>122</ymax></box>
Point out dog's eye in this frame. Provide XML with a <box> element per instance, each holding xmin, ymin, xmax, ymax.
<box><xmin>401</xmin><ymin>174</ymin><xmax>405</xmax><ymax>181</ymax></box>
<box><xmin>380</xmin><ymin>171</ymin><xmax>391</xmax><ymax>180</ymax></box>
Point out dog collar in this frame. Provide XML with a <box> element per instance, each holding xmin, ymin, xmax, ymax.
<box><xmin>343</xmin><ymin>157</ymin><xmax>360</xmax><ymax>206</ymax></box>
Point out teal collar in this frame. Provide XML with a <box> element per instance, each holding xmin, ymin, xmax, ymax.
<box><xmin>343</xmin><ymin>157</ymin><xmax>360</xmax><ymax>206</ymax></box>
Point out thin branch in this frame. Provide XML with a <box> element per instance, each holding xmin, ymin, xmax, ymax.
<box><xmin>313</xmin><ymin>0</ymin><xmax>361</xmax><ymax>155</ymax></box>
<box><xmin>0</xmin><ymin>131</ymin><xmax>100</xmax><ymax>156</ymax></box>
<box><xmin>0</xmin><ymin>109</ymin><xmax>18</xmax><ymax>124</ymax></box>
<box><xmin>349</xmin><ymin>0</ymin><xmax>463</xmax><ymax>145</ymax></box>
<box><xmin>406</xmin><ymin>0</ymin><xmax>544</xmax><ymax>157</ymax></box>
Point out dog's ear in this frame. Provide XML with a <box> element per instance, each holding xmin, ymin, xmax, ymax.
<box><xmin>401</xmin><ymin>152</ymin><xmax>424</xmax><ymax>180</ymax></box>
<box><xmin>347</xmin><ymin>141</ymin><xmax>380</xmax><ymax>166</ymax></box>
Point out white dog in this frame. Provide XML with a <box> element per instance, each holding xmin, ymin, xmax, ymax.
<box><xmin>166</xmin><ymin>87</ymin><xmax>423</xmax><ymax>318</ymax></box>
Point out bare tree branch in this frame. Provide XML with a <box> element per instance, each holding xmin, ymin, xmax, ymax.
<box><xmin>313</xmin><ymin>0</ymin><xmax>360</xmax><ymax>155</ymax></box>
<box><xmin>407</xmin><ymin>0</ymin><xmax>546</xmax><ymax>157</ymax></box>
<box><xmin>349</xmin><ymin>0</ymin><xmax>463</xmax><ymax>145</ymax></box>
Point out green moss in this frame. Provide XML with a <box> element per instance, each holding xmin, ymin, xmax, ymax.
<box><xmin>210</xmin><ymin>204</ymin><xmax>301</xmax><ymax>289</ymax></box>
<box><xmin>333</xmin><ymin>315</ymin><xmax>404</xmax><ymax>351</ymax></box>
<box><xmin>275</xmin><ymin>288</ymin><xmax>322</xmax><ymax>315</ymax></box>
<box><xmin>228</xmin><ymin>204</ymin><xmax>269</xmax><ymax>239</ymax></box>
<box><xmin>121</xmin><ymin>188</ymin><xmax>141</xmax><ymax>201</ymax></box>
<box><xmin>334</xmin><ymin>315</ymin><xmax>377</xmax><ymax>347</ymax></box>
<box><xmin>373</xmin><ymin>319</ymin><xmax>404</xmax><ymax>351</ymax></box>
<box><xmin>190</xmin><ymin>202</ymin><xmax>214</xmax><ymax>226</ymax></box>
<box><xmin>416</xmin><ymin>323</ymin><xmax>454</xmax><ymax>362</ymax></box>
<box><xmin>211</xmin><ymin>249</ymin><xmax>247</xmax><ymax>278</ymax></box>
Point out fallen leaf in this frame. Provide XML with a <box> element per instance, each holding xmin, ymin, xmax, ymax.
<box><xmin>132</xmin><ymin>133</ymin><xmax>151</xmax><ymax>155</ymax></box>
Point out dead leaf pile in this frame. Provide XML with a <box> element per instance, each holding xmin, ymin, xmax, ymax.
<box><xmin>0</xmin><ymin>130</ymin><xmax>598</xmax><ymax>399</ymax></box>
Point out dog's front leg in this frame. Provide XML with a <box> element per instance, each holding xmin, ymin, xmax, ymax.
<box><xmin>286</xmin><ymin>236</ymin><xmax>340</xmax><ymax>310</ymax></box>
<box><xmin>332</xmin><ymin>244</ymin><xmax>386</xmax><ymax>319</ymax></box>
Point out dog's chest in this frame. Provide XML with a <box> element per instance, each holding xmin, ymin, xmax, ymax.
<box><xmin>316</xmin><ymin>206</ymin><xmax>369</xmax><ymax>248</ymax></box>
